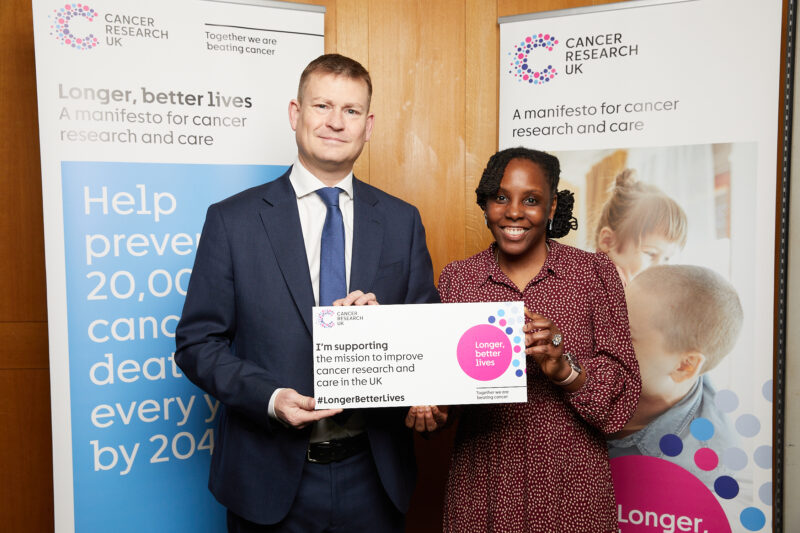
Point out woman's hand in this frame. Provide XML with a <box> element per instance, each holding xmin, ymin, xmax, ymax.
<box><xmin>523</xmin><ymin>309</ymin><xmax>572</xmax><ymax>383</ymax></box>
<box><xmin>405</xmin><ymin>405</ymin><xmax>449</xmax><ymax>432</ymax></box>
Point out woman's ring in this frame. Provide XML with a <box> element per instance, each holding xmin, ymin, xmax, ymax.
<box><xmin>551</xmin><ymin>333</ymin><xmax>562</xmax><ymax>347</ymax></box>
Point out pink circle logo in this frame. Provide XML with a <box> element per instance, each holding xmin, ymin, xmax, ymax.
<box><xmin>456</xmin><ymin>324</ymin><xmax>512</xmax><ymax>380</ymax></box>
<box><xmin>610</xmin><ymin>455</ymin><xmax>731</xmax><ymax>533</ymax></box>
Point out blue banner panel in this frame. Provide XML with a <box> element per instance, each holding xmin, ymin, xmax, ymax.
<box><xmin>62</xmin><ymin>162</ymin><xmax>287</xmax><ymax>532</ymax></box>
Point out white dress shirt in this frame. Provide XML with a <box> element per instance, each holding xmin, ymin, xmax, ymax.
<box><xmin>289</xmin><ymin>159</ymin><xmax>354</xmax><ymax>305</ymax></box>
<box><xmin>268</xmin><ymin>159</ymin><xmax>364</xmax><ymax>441</ymax></box>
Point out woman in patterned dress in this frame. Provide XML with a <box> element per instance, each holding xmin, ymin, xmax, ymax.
<box><xmin>407</xmin><ymin>147</ymin><xmax>641</xmax><ymax>532</ymax></box>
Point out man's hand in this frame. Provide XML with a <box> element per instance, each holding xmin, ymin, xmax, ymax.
<box><xmin>333</xmin><ymin>290</ymin><xmax>378</xmax><ymax>306</ymax></box>
<box><xmin>274</xmin><ymin>388</ymin><xmax>342</xmax><ymax>429</ymax></box>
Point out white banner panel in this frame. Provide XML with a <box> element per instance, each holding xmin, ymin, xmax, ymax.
<box><xmin>500</xmin><ymin>1</ymin><xmax>780</xmax><ymax>531</ymax></box>
<box><xmin>31</xmin><ymin>1</ymin><xmax>323</xmax><ymax>531</ymax></box>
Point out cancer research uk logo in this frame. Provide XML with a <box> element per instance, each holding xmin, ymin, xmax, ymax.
<box><xmin>316</xmin><ymin>309</ymin><xmax>336</xmax><ymax>329</ymax></box>
<box><xmin>508</xmin><ymin>33</ymin><xmax>559</xmax><ymax>85</ymax></box>
<box><xmin>49</xmin><ymin>3</ymin><xmax>99</xmax><ymax>50</ymax></box>
<box><xmin>316</xmin><ymin>309</ymin><xmax>365</xmax><ymax>328</ymax></box>
<box><xmin>456</xmin><ymin>304</ymin><xmax>525</xmax><ymax>381</ymax></box>
<box><xmin>49</xmin><ymin>3</ymin><xmax>170</xmax><ymax>50</ymax></box>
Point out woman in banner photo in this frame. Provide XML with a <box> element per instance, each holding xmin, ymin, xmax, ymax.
<box><xmin>593</xmin><ymin>169</ymin><xmax>688</xmax><ymax>286</ymax></box>
<box><xmin>406</xmin><ymin>147</ymin><xmax>641</xmax><ymax>532</ymax></box>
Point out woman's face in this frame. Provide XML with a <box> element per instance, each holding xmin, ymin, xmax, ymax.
<box><xmin>485</xmin><ymin>158</ymin><xmax>556</xmax><ymax>259</ymax></box>
<box><xmin>606</xmin><ymin>232</ymin><xmax>680</xmax><ymax>285</ymax></box>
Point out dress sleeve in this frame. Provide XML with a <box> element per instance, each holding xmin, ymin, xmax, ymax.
<box><xmin>564</xmin><ymin>252</ymin><xmax>641</xmax><ymax>434</ymax></box>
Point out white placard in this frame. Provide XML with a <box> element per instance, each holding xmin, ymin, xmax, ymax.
<box><xmin>313</xmin><ymin>302</ymin><xmax>528</xmax><ymax>408</ymax></box>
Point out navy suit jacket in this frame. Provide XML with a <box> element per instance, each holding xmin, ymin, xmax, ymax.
<box><xmin>175</xmin><ymin>169</ymin><xmax>439</xmax><ymax>525</ymax></box>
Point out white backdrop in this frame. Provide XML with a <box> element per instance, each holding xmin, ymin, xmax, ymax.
<box><xmin>500</xmin><ymin>1</ymin><xmax>781</xmax><ymax>531</ymax></box>
<box><xmin>32</xmin><ymin>1</ymin><xmax>323</xmax><ymax>530</ymax></box>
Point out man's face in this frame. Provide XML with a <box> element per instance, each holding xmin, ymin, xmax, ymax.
<box><xmin>289</xmin><ymin>72</ymin><xmax>373</xmax><ymax>183</ymax></box>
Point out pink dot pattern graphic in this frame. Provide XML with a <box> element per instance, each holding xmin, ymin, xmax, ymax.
<box><xmin>50</xmin><ymin>4</ymin><xmax>99</xmax><ymax>50</ymax></box>
<box><xmin>648</xmin><ymin>381</ymin><xmax>773</xmax><ymax>531</ymax></box>
<box><xmin>457</xmin><ymin>304</ymin><xmax>525</xmax><ymax>381</ymax></box>
<box><xmin>508</xmin><ymin>34</ymin><xmax>559</xmax><ymax>85</ymax></box>
<box><xmin>694</xmin><ymin>447</ymin><xmax>719</xmax><ymax>471</ymax></box>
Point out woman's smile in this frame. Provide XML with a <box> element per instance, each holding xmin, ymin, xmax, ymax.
<box><xmin>500</xmin><ymin>226</ymin><xmax>529</xmax><ymax>238</ymax></box>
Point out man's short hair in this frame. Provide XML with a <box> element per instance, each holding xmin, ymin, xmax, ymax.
<box><xmin>634</xmin><ymin>264</ymin><xmax>743</xmax><ymax>372</ymax></box>
<box><xmin>297</xmin><ymin>53</ymin><xmax>372</xmax><ymax>108</ymax></box>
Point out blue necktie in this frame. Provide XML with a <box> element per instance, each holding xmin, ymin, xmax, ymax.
<box><xmin>316</xmin><ymin>187</ymin><xmax>346</xmax><ymax>306</ymax></box>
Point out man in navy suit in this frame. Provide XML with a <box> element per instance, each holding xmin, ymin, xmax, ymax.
<box><xmin>175</xmin><ymin>54</ymin><xmax>439</xmax><ymax>532</ymax></box>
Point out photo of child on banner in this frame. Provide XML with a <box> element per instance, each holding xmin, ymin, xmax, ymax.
<box><xmin>551</xmin><ymin>144</ymin><xmax>770</xmax><ymax>528</ymax></box>
<box><xmin>607</xmin><ymin>264</ymin><xmax>750</xmax><ymax>497</ymax></box>
<box><xmin>592</xmin><ymin>169</ymin><xmax>687</xmax><ymax>287</ymax></box>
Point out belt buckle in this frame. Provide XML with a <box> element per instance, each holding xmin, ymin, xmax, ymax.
<box><xmin>307</xmin><ymin>440</ymin><xmax>333</xmax><ymax>464</ymax></box>
<box><xmin>306</xmin><ymin>447</ymin><xmax>319</xmax><ymax>463</ymax></box>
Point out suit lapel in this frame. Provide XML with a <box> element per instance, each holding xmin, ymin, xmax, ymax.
<box><xmin>350</xmin><ymin>179</ymin><xmax>384</xmax><ymax>292</ymax></box>
<box><xmin>259</xmin><ymin>172</ymin><xmax>315</xmax><ymax>334</ymax></box>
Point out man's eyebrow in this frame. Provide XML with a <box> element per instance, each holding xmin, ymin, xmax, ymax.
<box><xmin>309</xmin><ymin>96</ymin><xmax>365</xmax><ymax>110</ymax></box>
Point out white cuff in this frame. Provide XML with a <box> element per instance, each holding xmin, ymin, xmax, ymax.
<box><xmin>268</xmin><ymin>388</ymin><xmax>285</xmax><ymax>420</ymax></box>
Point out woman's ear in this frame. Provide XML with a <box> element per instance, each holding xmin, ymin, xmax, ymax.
<box><xmin>549</xmin><ymin>194</ymin><xmax>558</xmax><ymax>220</ymax></box>
<box><xmin>597</xmin><ymin>226</ymin><xmax>617</xmax><ymax>253</ymax></box>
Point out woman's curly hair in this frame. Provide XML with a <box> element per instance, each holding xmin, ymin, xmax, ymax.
<box><xmin>476</xmin><ymin>147</ymin><xmax>577</xmax><ymax>238</ymax></box>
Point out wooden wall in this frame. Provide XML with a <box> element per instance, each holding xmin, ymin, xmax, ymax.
<box><xmin>0</xmin><ymin>0</ymin><xmax>54</xmax><ymax>530</ymax></box>
<box><xmin>0</xmin><ymin>0</ymin><xmax>689</xmax><ymax>531</ymax></box>
<box><xmin>309</xmin><ymin>0</ymin><xmax>610</xmax><ymax>279</ymax></box>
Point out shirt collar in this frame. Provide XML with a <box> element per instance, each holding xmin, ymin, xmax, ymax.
<box><xmin>477</xmin><ymin>245</ymin><xmax>501</xmax><ymax>286</ymax></box>
<box><xmin>607</xmin><ymin>377</ymin><xmax>704</xmax><ymax>456</ymax></box>
<box><xmin>541</xmin><ymin>240</ymin><xmax>567</xmax><ymax>279</ymax></box>
<box><xmin>289</xmin><ymin>158</ymin><xmax>354</xmax><ymax>200</ymax></box>
<box><xmin>478</xmin><ymin>239</ymin><xmax>565</xmax><ymax>289</ymax></box>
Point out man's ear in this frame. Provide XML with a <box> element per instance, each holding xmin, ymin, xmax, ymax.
<box><xmin>363</xmin><ymin>112</ymin><xmax>375</xmax><ymax>142</ymax></box>
<box><xmin>288</xmin><ymin>99</ymin><xmax>300</xmax><ymax>131</ymax></box>
<box><xmin>670</xmin><ymin>351</ymin><xmax>706</xmax><ymax>383</ymax></box>
<box><xmin>597</xmin><ymin>226</ymin><xmax>617</xmax><ymax>253</ymax></box>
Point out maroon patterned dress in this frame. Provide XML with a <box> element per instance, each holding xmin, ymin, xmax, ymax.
<box><xmin>440</xmin><ymin>241</ymin><xmax>640</xmax><ymax>533</ymax></box>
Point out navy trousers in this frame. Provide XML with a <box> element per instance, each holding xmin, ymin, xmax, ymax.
<box><xmin>226</xmin><ymin>449</ymin><xmax>405</xmax><ymax>533</ymax></box>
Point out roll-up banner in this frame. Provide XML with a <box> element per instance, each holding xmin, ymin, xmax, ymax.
<box><xmin>500</xmin><ymin>1</ymin><xmax>780</xmax><ymax>531</ymax></box>
<box><xmin>31</xmin><ymin>1</ymin><xmax>323</xmax><ymax>530</ymax></box>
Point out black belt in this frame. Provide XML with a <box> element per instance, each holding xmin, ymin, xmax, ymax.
<box><xmin>306</xmin><ymin>433</ymin><xmax>369</xmax><ymax>464</ymax></box>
